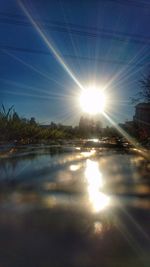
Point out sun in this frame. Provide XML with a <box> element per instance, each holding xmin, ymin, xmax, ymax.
<box><xmin>79</xmin><ymin>87</ymin><xmax>106</xmax><ymax>115</ymax></box>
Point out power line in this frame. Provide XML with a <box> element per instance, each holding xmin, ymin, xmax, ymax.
<box><xmin>0</xmin><ymin>16</ymin><xmax>150</xmax><ymax>46</ymax></box>
<box><xmin>18</xmin><ymin>0</ymin><xmax>150</xmax><ymax>9</ymax></box>
<box><xmin>101</xmin><ymin>0</ymin><xmax>150</xmax><ymax>8</ymax></box>
<box><xmin>1</xmin><ymin>44</ymin><xmax>149</xmax><ymax>67</ymax></box>
<box><xmin>65</xmin><ymin>54</ymin><xmax>150</xmax><ymax>67</ymax></box>
<box><xmin>0</xmin><ymin>12</ymin><xmax>149</xmax><ymax>39</ymax></box>
<box><xmin>0</xmin><ymin>15</ymin><xmax>150</xmax><ymax>41</ymax></box>
<box><xmin>0</xmin><ymin>11</ymin><xmax>150</xmax><ymax>45</ymax></box>
<box><xmin>56</xmin><ymin>0</ymin><xmax>150</xmax><ymax>9</ymax></box>
<box><xmin>0</xmin><ymin>12</ymin><xmax>149</xmax><ymax>68</ymax></box>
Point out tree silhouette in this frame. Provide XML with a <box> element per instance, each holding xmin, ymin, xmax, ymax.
<box><xmin>131</xmin><ymin>73</ymin><xmax>150</xmax><ymax>104</ymax></box>
<box><xmin>139</xmin><ymin>74</ymin><xmax>150</xmax><ymax>102</ymax></box>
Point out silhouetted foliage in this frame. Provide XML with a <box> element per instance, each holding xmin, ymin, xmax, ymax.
<box><xmin>139</xmin><ymin>74</ymin><xmax>150</xmax><ymax>102</ymax></box>
<box><xmin>0</xmin><ymin>105</ymin><xmax>140</xmax><ymax>143</ymax></box>
<box><xmin>132</xmin><ymin>73</ymin><xmax>150</xmax><ymax>104</ymax></box>
<box><xmin>0</xmin><ymin>105</ymin><xmax>71</xmax><ymax>143</ymax></box>
<box><xmin>79</xmin><ymin>116</ymin><xmax>102</xmax><ymax>138</ymax></box>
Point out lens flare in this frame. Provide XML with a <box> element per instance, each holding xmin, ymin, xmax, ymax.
<box><xmin>19</xmin><ymin>0</ymin><xmax>84</xmax><ymax>91</ymax></box>
<box><xmin>80</xmin><ymin>87</ymin><xmax>106</xmax><ymax>114</ymax></box>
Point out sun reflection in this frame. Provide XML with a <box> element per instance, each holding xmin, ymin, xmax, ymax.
<box><xmin>69</xmin><ymin>164</ymin><xmax>81</xmax><ymax>171</ymax></box>
<box><xmin>94</xmin><ymin>221</ymin><xmax>103</xmax><ymax>234</ymax></box>
<box><xmin>85</xmin><ymin>160</ymin><xmax>103</xmax><ymax>188</ymax></box>
<box><xmin>80</xmin><ymin>150</ymin><xmax>96</xmax><ymax>157</ymax></box>
<box><xmin>92</xmin><ymin>138</ymin><xmax>99</xmax><ymax>143</ymax></box>
<box><xmin>85</xmin><ymin>159</ymin><xmax>110</xmax><ymax>212</ymax></box>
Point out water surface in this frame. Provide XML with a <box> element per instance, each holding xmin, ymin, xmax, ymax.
<box><xmin>0</xmin><ymin>145</ymin><xmax>150</xmax><ymax>267</ymax></box>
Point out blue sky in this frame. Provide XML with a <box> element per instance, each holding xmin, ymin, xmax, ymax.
<box><xmin>0</xmin><ymin>0</ymin><xmax>150</xmax><ymax>125</ymax></box>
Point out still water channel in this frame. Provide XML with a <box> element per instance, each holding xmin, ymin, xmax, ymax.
<box><xmin>0</xmin><ymin>144</ymin><xmax>150</xmax><ymax>267</ymax></box>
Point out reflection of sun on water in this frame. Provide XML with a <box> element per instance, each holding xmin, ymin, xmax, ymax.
<box><xmin>69</xmin><ymin>164</ymin><xmax>81</xmax><ymax>171</ymax></box>
<box><xmin>94</xmin><ymin>221</ymin><xmax>103</xmax><ymax>234</ymax></box>
<box><xmin>85</xmin><ymin>159</ymin><xmax>110</xmax><ymax>212</ymax></box>
<box><xmin>85</xmin><ymin>160</ymin><xmax>103</xmax><ymax>188</ymax></box>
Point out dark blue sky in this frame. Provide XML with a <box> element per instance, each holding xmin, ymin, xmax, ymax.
<box><xmin>0</xmin><ymin>0</ymin><xmax>150</xmax><ymax>125</ymax></box>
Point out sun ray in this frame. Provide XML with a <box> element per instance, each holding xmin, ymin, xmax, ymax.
<box><xmin>53</xmin><ymin>101</ymin><xmax>81</xmax><ymax>124</ymax></box>
<box><xmin>59</xmin><ymin>0</ymin><xmax>82</xmax><ymax>74</ymax></box>
<box><xmin>2</xmin><ymin>49</ymin><xmax>66</xmax><ymax>89</ymax></box>
<box><xmin>1</xmin><ymin>89</ymin><xmax>70</xmax><ymax>101</ymax></box>
<box><xmin>103</xmin><ymin>45</ymin><xmax>149</xmax><ymax>92</ymax></box>
<box><xmin>116</xmin><ymin>217</ymin><xmax>146</xmax><ymax>258</ymax></box>
<box><xmin>121</xmin><ymin>208</ymin><xmax>150</xmax><ymax>242</ymax></box>
<box><xmin>18</xmin><ymin>0</ymin><xmax>84</xmax><ymax>91</ymax></box>
<box><xmin>103</xmin><ymin>112</ymin><xmax>150</xmax><ymax>160</ymax></box>
<box><xmin>0</xmin><ymin>78</ymin><xmax>74</xmax><ymax>99</ymax></box>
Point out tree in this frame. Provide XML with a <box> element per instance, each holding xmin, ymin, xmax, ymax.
<box><xmin>29</xmin><ymin>117</ymin><xmax>36</xmax><ymax>125</ymax></box>
<box><xmin>139</xmin><ymin>73</ymin><xmax>150</xmax><ymax>102</ymax></box>
<box><xmin>131</xmin><ymin>73</ymin><xmax>150</xmax><ymax>104</ymax></box>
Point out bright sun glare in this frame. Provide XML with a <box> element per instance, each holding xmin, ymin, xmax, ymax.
<box><xmin>80</xmin><ymin>87</ymin><xmax>106</xmax><ymax>115</ymax></box>
<box><xmin>85</xmin><ymin>159</ymin><xmax>110</xmax><ymax>212</ymax></box>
